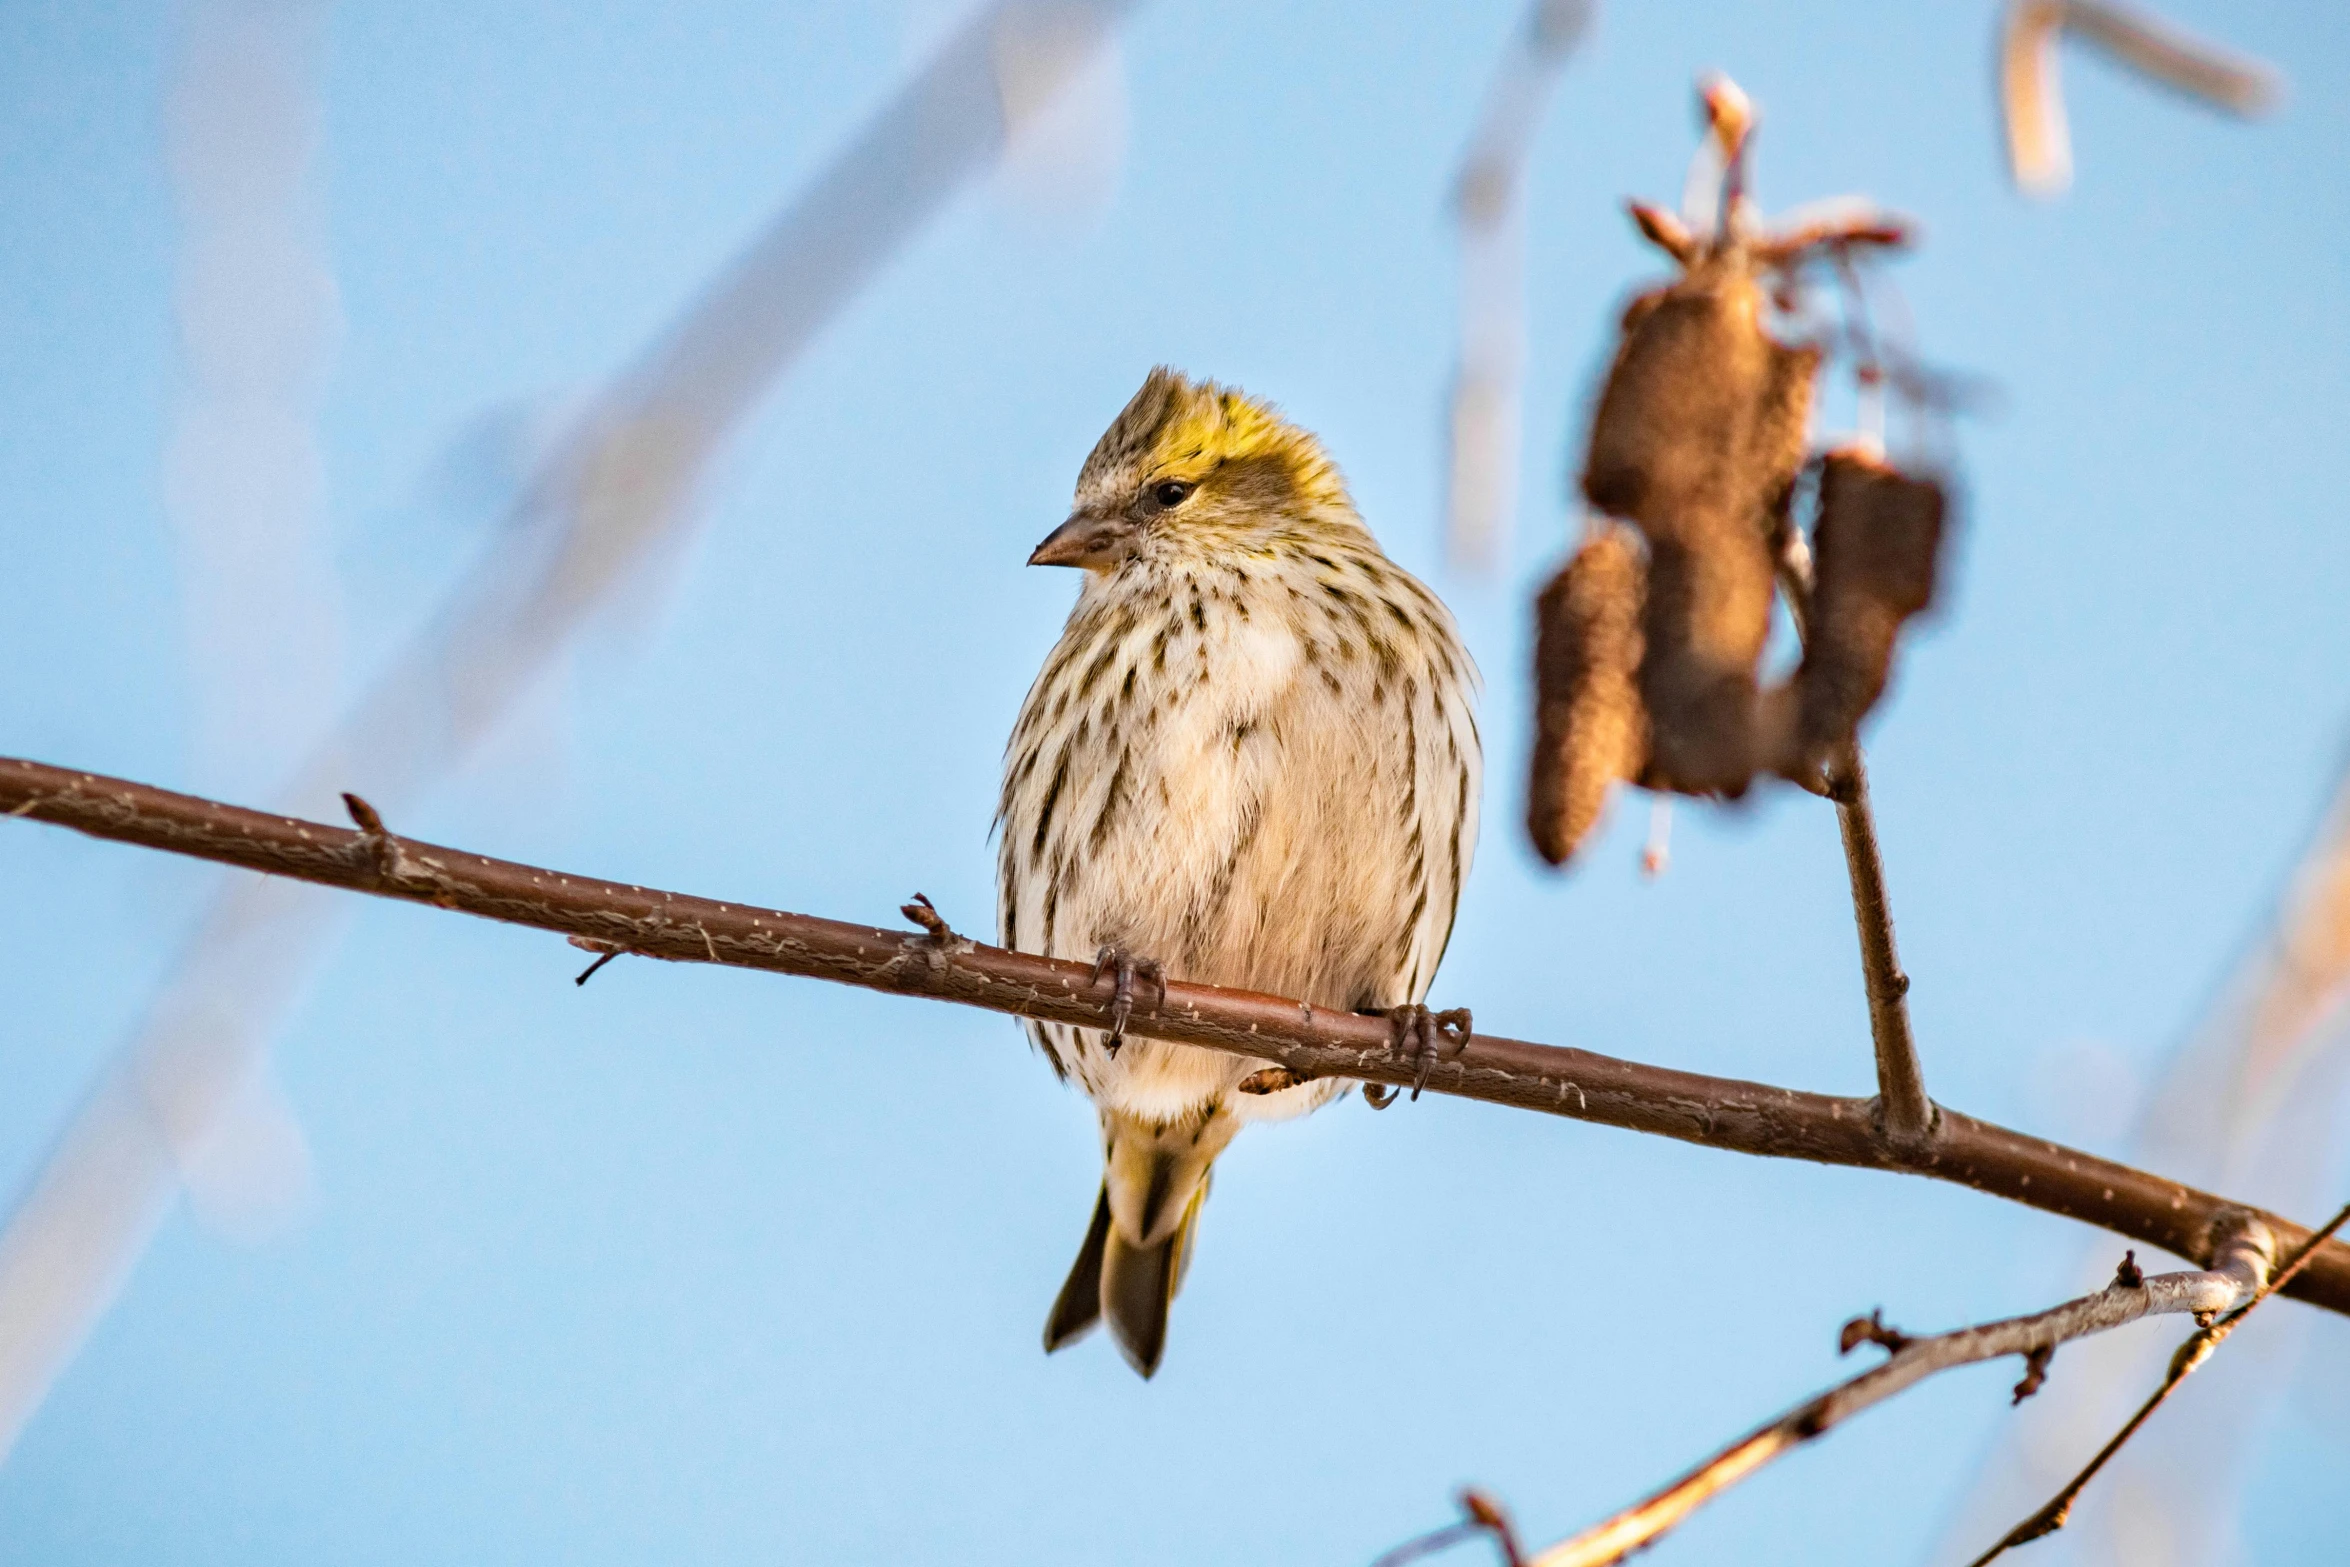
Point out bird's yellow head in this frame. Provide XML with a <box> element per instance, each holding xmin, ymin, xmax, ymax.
<box><xmin>1029</xmin><ymin>367</ymin><xmax>1362</xmax><ymax>572</ymax></box>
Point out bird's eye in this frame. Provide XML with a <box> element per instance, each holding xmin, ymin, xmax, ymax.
<box><xmin>1151</xmin><ymin>479</ymin><xmax>1195</xmax><ymax>508</ymax></box>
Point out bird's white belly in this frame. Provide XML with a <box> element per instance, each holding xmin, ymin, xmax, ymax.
<box><xmin>1048</xmin><ymin>635</ymin><xmax>1412</xmax><ymax>1122</ymax></box>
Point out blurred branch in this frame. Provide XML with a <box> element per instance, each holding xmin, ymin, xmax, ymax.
<box><xmin>2161</xmin><ymin>759</ymin><xmax>2350</xmax><ymax>1170</ymax></box>
<box><xmin>1395</xmin><ymin>1220</ymin><xmax>2276</xmax><ymax>1567</ymax></box>
<box><xmin>1999</xmin><ymin>0</ymin><xmax>2281</xmax><ymax>197</ymax></box>
<box><xmin>0</xmin><ymin>0</ymin><xmax>1140</xmax><ymax>1466</ymax></box>
<box><xmin>1442</xmin><ymin>0</ymin><xmax>1591</xmax><ymax>569</ymax></box>
<box><xmin>1932</xmin><ymin>739</ymin><xmax>2350</xmax><ymax>1557</ymax></box>
<box><xmin>8</xmin><ymin>755</ymin><xmax>2350</xmax><ymax>1319</ymax></box>
<box><xmin>1965</xmin><ymin>1198</ymin><xmax>2350</xmax><ymax>1565</ymax></box>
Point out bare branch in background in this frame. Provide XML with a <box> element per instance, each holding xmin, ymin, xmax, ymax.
<box><xmin>1934</xmin><ymin>750</ymin><xmax>2350</xmax><ymax>1564</ymax></box>
<box><xmin>0</xmin><ymin>0</ymin><xmax>342</xmax><ymax>1467</ymax></box>
<box><xmin>1443</xmin><ymin>0</ymin><xmax>1592</xmax><ymax>570</ymax></box>
<box><xmin>163</xmin><ymin>0</ymin><xmax>343</xmax><ymax>805</ymax></box>
<box><xmin>1965</xmin><ymin>1201</ymin><xmax>2350</xmax><ymax>1565</ymax></box>
<box><xmin>991</xmin><ymin>0</ymin><xmax>1129</xmax><ymax>225</ymax></box>
<box><xmin>2178</xmin><ymin>767</ymin><xmax>2350</xmax><ymax>1159</ymax></box>
<box><xmin>1372</xmin><ymin>1490</ymin><xmax>1526</xmax><ymax>1567</ymax></box>
<box><xmin>1999</xmin><ymin>0</ymin><xmax>2281</xmax><ymax>197</ymax></box>
<box><xmin>1393</xmin><ymin>1219</ymin><xmax>2279</xmax><ymax>1567</ymax></box>
<box><xmin>7</xmin><ymin>756</ymin><xmax>2350</xmax><ymax>1324</ymax></box>
<box><xmin>153</xmin><ymin>0</ymin><xmax>341</xmax><ymax>1242</ymax></box>
<box><xmin>0</xmin><ymin>0</ymin><xmax>1138</xmax><ymax>1462</ymax></box>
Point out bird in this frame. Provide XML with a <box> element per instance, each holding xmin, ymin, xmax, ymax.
<box><xmin>997</xmin><ymin>366</ymin><xmax>1481</xmax><ymax>1377</ymax></box>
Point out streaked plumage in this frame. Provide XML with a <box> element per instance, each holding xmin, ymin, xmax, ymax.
<box><xmin>996</xmin><ymin>367</ymin><xmax>1481</xmax><ymax>1376</ymax></box>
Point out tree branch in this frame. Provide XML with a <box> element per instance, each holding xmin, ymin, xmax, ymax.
<box><xmin>1777</xmin><ymin>545</ymin><xmax>1934</xmax><ymax>1144</ymax></box>
<box><xmin>1831</xmin><ymin>752</ymin><xmax>1934</xmax><ymax>1144</ymax></box>
<box><xmin>1490</xmin><ymin>1218</ymin><xmax>2276</xmax><ymax>1567</ymax></box>
<box><xmin>6</xmin><ymin>754</ymin><xmax>2348</xmax><ymax>1315</ymax></box>
<box><xmin>1964</xmin><ymin>1196</ymin><xmax>2350</xmax><ymax>1564</ymax></box>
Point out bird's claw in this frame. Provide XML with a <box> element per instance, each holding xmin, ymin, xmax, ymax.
<box><xmin>1091</xmin><ymin>944</ymin><xmax>1166</xmax><ymax>1056</ymax></box>
<box><xmin>900</xmin><ymin>893</ymin><xmax>955</xmax><ymax>942</ymax></box>
<box><xmin>894</xmin><ymin>892</ymin><xmax>972</xmax><ymax>976</ymax></box>
<box><xmin>1364</xmin><ymin>1003</ymin><xmax>1474</xmax><ymax>1104</ymax></box>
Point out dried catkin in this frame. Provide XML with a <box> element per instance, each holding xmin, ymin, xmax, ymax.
<box><xmin>1795</xmin><ymin>448</ymin><xmax>1947</xmax><ymax>759</ymax></box>
<box><xmin>1527</xmin><ymin>526</ymin><xmax>1647</xmax><ymax>866</ymax></box>
<box><xmin>1583</xmin><ymin>256</ymin><xmax>1778</xmax><ymax>529</ymax></box>
<box><xmin>1749</xmin><ymin>335</ymin><xmax>1826</xmax><ymax>548</ymax></box>
<box><xmin>1579</xmin><ymin>250</ymin><xmax>1822</xmax><ymax>795</ymax></box>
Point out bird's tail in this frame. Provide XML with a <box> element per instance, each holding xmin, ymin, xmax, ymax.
<box><xmin>1043</xmin><ymin>1103</ymin><xmax>1239</xmax><ymax>1378</ymax></box>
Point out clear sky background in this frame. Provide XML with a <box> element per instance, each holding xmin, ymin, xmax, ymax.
<box><xmin>1</xmin><ymin>1</ymin><xmax>2347</xmax><ymax>1563</ymax></box>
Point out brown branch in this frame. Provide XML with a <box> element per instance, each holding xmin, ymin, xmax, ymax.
<box><xmin>1965</xmin><ymin>1197</ymin><xmax>2350</xmax><ymax>1565</ymax></box>
<box><xmin>6</xmin><ymin>754</ymin><xmax>2350</xmax><ymax>1316</ymax></box>
<box><xmin>1831</xmin><ymin>753</ymin><xmax>1933</xmax><ymax>1143</ymax></box>
<box><xmin>1374</xmin><ymin>1490</ymin><xmax>1528</xmax><ymax>1567</ymax></box>
<box><xmin>1776</xmin><ymin>546</ymin><xmax>1934</xmax><ymax>1144</ymax></box>
<box><xmin>1496</xmin><ymin>1220</ymin><xmax>2274</xmax><ymax>1567</ymax></box>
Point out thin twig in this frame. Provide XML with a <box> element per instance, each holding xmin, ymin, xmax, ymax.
<box><xmin>573</xmin><ymin>948</ymin><xmax>623</xmax><ymax>986</ymax></box>
<box><xmin>6</xmin><ymin>754</ymin><xmax>2350</xmax><ymax>1314</ymax></box>
<box><xmin>1965</xmin><ymin>1198</ymin><xmax>2350</xmax><ymax>1565</ymax></box>
<box><xmin>1496</xmin><ymin>1220</ymin><xmax>2275</xmax><ymax>1567</ymax></box>
<box><xmin>1832</xmin><ymin>754</ymin><xmax>1933</xmax><ymax>1142</ymax></box>
<box><xmin>1374</xmin><ymin>1490</ymin><xmax>1526</xmax><ymax>1567</ymax></box>
<box><xmin>1999</xmin><ymin>0</ymin><xmax>2281</xmax><ymax>196</ymax></box>
<box><xmin>1775</xmin><ymin>552</ymin><xmax>1935</xmax><ymax>1145</ymax></box>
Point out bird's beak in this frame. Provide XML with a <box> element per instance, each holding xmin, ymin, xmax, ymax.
<box><xmin>1028</xmin><ymin>511</ymin><xmax>1130</xmax><ymax>570</ymax></box>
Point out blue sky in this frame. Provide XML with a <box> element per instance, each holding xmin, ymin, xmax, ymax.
<box><xmin>1</xmin><ymin>1</ymin><xmax>2346</xmax><ymax>1563</ymax></box>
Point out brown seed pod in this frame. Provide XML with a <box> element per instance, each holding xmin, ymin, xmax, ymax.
<box><xmin>1750</xmin><ymin>333</ymin><xmax>1827</xmax><ymax>551</ymax></box>
<box><xmin>1635</xmin><ymin>523</ymin><xmax>1771</xmax><ymax>796</ymax></box>
<box><xmin>1527</xmin><ymin>525</ymin><xmax>1647</xmax><ymax>866</ymax></box>
<box><xmin>1794</xmin><ymin>447</ymin><xmax>1948</xmax><ymax>760</ymax></box>
<box><xmin>1569</xmin><ymin>76</ymin><xmax>1921</xmax><ymax>803</ymax></box>
<box><xmin>1579</xmin><ymin>218</ymin><xmax>1825</xmax><ymax>798</ymax></box>
<box><xmin>1584</xmin><ymin>248</ymin><xmax>1803</xmax><ymax>534</ymax></box>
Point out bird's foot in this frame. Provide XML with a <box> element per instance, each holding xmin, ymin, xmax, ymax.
<box><xmin>1358</xmin><ymin>1003</ymin><xmax>1474</xmax><ymax>1106</ymax></box>
<box><xmin>1091</xmin><ymin>944</ymin><xmax>1167</xmax><ymax>1056</ymax></box>
<box><xmin>894</xmin><ymin>893</ymin><xmax>972</xmax><ymax>976</ymax></box>
<box><xmin>1236</xmin><ymin>1066</ymin><xmax>1316</xmax><ymax>1095</ymax></box>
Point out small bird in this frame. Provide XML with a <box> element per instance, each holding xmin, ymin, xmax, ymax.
<box><xmin>998</xmin><ymin>367</ymin><xmax>1481</xmax><ymax>1377</ymax></box>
